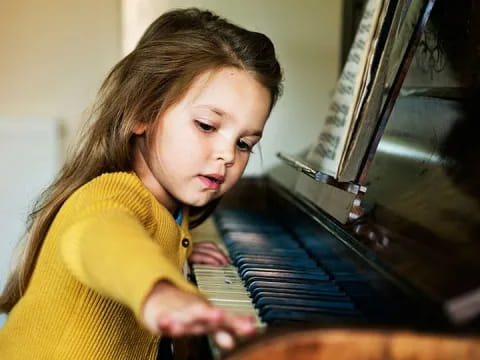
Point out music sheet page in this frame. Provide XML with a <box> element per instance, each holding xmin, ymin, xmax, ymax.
<box><xmin>303</xmin><ymin>0</ymin><xmax>385</xmax><ymax>178</ymax></box>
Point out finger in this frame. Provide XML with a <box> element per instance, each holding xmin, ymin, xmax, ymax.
<box><xmin>194</xmin><ymin>242</ymin><xmax>229</xmax><ymax>259</ymax></box>
<box><xmin>190</xmin><ymin>248</ymin><xmax>229</xmax><ymax>265</ymax></box>
<box><xmin>162</xmin><ymin>311</ymin><xmax>195</xmax><ymax>337</ymax></box>
<box><xmin>163</xmin><ymin>317</ymin><xmax>205</xmax><ymax>337</ymax></box>
<box><xmin>194</xmin><ymin>241</ymin><xmax>223</xmax><ymax>250</ymax></box>
<box><xmin>189</xmin><ymin>252</ymin><xmax>226</xmax><ymax>265</ymax></box>
<box><xmin>190</xmin><ymin>304</ymin><xmax>224</xmax><ymax>327</ymax></box>
<box><xmin>175</xmin><ymin>305</ymin><xmax>224</xmax><ymax>336</ymax></box>
<box><xmin>213</xmin><ymin>330</ymin><xmax>235</xmax><ymax>350</ymax></box>
<box><xmin>167</xmin><ymin>318</ymin><xmax>186</xmax><ymax>337</ymax></box>
<box><xmin>220</xmin><ymin>312</ymin><xmax>256</xmax><ymax>337</ymax></box>
<box><xmin>189</xmin><ymin>252</ymin><xmax>222</xmax><ymax>265</ymax></box>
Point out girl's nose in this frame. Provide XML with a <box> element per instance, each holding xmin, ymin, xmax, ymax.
<box><xmin>215</xmin><ymin>140</ymin><xmax>235</xmax><ymax>167</ymax></box>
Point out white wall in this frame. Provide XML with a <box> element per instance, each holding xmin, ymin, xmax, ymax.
<box><xmin>0</xmin><ymin>0</ymin><xmax>121</xmax><ymax>144</ymax></box>
<box><xmin>0</xmin><ymin>0</ymin><xmax>120</xmax><ymax>326</ymax></box>
<box><xmin>121</xmin><ymin>0</ymin><xmax>342</xmax><ymax>175</ymax></box>
<box><xmin>0</xmin><ymin>118</ymin><xmax>58</xmax><ymax>327</ymax></box>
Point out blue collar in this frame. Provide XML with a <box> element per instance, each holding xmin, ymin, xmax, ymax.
<box><xmin>174</xmin><ymin>208</ymin><xmax>183</xmax><ymax>225</ymax></box>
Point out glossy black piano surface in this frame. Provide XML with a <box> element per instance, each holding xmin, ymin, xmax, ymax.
<box><xmin>203</xmin><ymin>177</ymin><xmax>477</xmax><ymax>330</ymax></box>
<box><xmin>189</xmin><ymin>0</ymin><xmax>480</xmax><ymax>358</ymax></box>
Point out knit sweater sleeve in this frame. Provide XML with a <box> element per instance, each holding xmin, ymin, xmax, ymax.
<box><xmin>57</xmin><ymin>174</ymin><xmax>199</xmax><ymax>324</ymax></box>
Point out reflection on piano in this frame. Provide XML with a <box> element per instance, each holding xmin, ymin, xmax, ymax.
<box><xmin>190</xmin><ymin>0</ymin><xmax>480</xmax><ymax>358</ymax></box>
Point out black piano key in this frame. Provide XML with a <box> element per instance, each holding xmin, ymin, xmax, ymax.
<box><xmin>236</xmin><ymin>257</ymin><xmax>315</xmax><ymax>265</ymax></box>
<box><xmin>230</xmin><ymin>250</ymin><xmax>308</xmax><ymax>256</ymax></box>
<box><xmin>239</xmin><ymin>263</ymin><xmax>319</xmax><ymax>274</ymax></box>
<box><xmin>226</xmin><ymin>238</ymin><xmax>298</xmax><ymax>246</ymax></box>
<box><xmin>228</xmin><ymin>245</ymin><xmax>299</xmax><ymax>252</ymax></box>
<box><xmin>235</xmin><ymin>257</ymin><xmax>316</xmax><ymax>268</ymax></box>
<box><xmin>259</xmin><ymin>304</ymin><xmax>362</xmax><ymax>319</ymax></box>
<box><xmin>229</xmin><ymin>249</ymin><xmax>305</xmax><ymax>255</ymax></box>
<box><xmin>218</xmin><ymin>224</ymin><xmax>283</xmax><ymax>232</ymax></box>
<box><xmin>250</xmin><ymin>286</ymin><xmax>346</xmax><ymax>299</ymax></box>
<box><xmin>251</xmin><ymin>290</ymin><xmax>350</xmax><ymax>303</ymax></box>
<box><xmin>247</xmin><ymin>280</ymin><xmax>340</xmax><ymax>293</ymax></box>
<box><xmin>234</xmin><ymin>258</ymin><xmax>311</xmax><ymax>266</ymax></box>
<box><xmin>255</xmin><ymin>296</ymin><xmax>356</xmax><ymax>310</ymax></box>
<box><xmin>263</xmin><ymin>309</ymin><xmax>365</xmax><ymax>324</ymax></box>
<box><xmin>234</xmin><ymin>254</ymin><xmax>312</xmax><ymax>262</ymax></box>
<box><xmin>242</xmin><ymin>268</ymin><xmax>328</xmax><ymax>276</ymax></box>
<box><xmin>225</xmin><ymin>232</ymin><xmax>294</xmax><ymax>241</ymax></box>
<box><xmin>229</xmin><ymin>248</ymin><xmax>301</xmax><ymax>255</ymax></box>
<box><xmin>239</xmin><ymin>266</ymin><xmax>329</xmax><ymax>277</ymax></box>
<box><xmin>229</xmin><ymin>250</ymin><xmax>302</xmax><ymax>258</ymax></box>
<box><xmin>245</xmin><ymin>275</ymin><xmax>330</xmax><ymax>287</ymax></box>
<box><xmin>242</xmin><ymin>270</ymin><xmax>329</xmax><ymax>280</ymax></box>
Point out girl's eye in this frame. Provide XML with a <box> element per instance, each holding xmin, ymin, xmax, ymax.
<box><xmin>195</xmin><ymin>120</ymin><xmax>215</xmax><ymax>132</ymax></box>
<box><xmin>237</xmin><ymin>139</ymin><xmax>253</xmax><ymax>153</ymax></box>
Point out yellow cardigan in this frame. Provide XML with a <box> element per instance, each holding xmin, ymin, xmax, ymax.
<box><xmin>0</xmin><ymin>172</ymin><xmax>199</xmax><ymax>359</ymax></box>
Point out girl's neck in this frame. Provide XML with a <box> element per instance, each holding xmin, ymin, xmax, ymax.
<box><xmin>131</xmin><ymin>140</ymin><xmax>180</xmax><ymax>214</ymax></box>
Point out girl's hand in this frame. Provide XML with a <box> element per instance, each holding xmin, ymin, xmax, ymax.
<box><xmin>188</xmin><ymin>241</ymin><xmax>230</xmax><ymax>265</ymax></box>
<box><xmin>142</xmin><ymin>280</ymin><xmax>256</xmax><ymax>350</ymax></box>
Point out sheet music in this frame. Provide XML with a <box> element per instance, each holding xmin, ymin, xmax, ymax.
<box><xmin>339</xmin><ymin>0</ymin><xmax>429</xmax><ymax>181</ymax></box>
<box><xmin>304</xmin><ymin>0</ymin><xmax>385</xmax><ymax>178</ymax></box>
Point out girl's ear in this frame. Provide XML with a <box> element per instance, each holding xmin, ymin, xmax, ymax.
<box><xmin>132</xmin><ymin>122</ymin><xmax>148</xmax><ymax>135</ymax></box>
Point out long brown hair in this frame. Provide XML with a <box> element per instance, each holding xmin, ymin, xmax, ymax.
<box><xmin>0</xmin><ymin>8</ymin><xmax>282</xmax><ymax>313</ymax></box>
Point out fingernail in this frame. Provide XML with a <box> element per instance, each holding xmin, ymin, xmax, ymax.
<box><xmin>215</xmin><ymin>330</ymin><xmax>234</xmax><ymax>350</ymax></box>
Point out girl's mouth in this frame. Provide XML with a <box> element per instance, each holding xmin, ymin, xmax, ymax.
<box><xmin>198</xmin><ymin>175</ymin><xmax>223</xmax><ymax>190</ymax></box>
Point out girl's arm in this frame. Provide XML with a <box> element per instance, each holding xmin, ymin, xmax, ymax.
<box><xmin>59</xmin><ymin>206</ymin><xmax>255</xmax><ymax>349</ymax></box>
<box><xmin>59</xmin><ymin>206</ymin><xmax>198</xmax><ymax>323</ymax></box>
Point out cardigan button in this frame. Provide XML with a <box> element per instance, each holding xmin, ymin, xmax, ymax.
<box><xmin>181</xmin><ymin>238</ymin><xmax>190</xmax><ymax>248</ymax></box>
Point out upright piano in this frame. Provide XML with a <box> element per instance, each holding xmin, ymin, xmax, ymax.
<box><xmin>190</xmin><ymin>0</ymin><xmax>480</xmax><ymax>358</ymax></box>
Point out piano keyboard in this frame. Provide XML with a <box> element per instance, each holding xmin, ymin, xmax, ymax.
<box><xmin>192</xmin><ymin>264</ymin><xmax>265</xmax><ymax>327</ymax></box>
<box><xmin>191</xmin><ymin>209</ymin><xmax>384</xmax><ymax>328</ymax></box>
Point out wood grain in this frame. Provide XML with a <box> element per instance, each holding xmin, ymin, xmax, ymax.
<box><xmin>225</xmin><ymin>328</ymin><xmax>480</xmax><ymax>360</ymax></box>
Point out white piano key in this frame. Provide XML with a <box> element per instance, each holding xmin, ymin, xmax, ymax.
<box><xmin>191</xmin><ymin>220</ymin><xmax>266</xmax><ymax>331</ymax></box>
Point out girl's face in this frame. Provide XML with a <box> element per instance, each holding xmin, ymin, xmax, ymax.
<box><xmin>133</xmin><ymin>67</ymin><xmax>271</xmax><ymax>213</ymax></box>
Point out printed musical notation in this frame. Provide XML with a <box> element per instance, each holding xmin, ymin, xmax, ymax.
<box><xmin>302</xmin><ymin>0</ymin><xmax>432</xmax><ymax>182</ymax></box>
<box><xmin>305</xmin><ymin>0</ymin><xmax>383</xmax><ymax>178</ymax></box>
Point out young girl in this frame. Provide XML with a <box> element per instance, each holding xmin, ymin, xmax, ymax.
<box><xmin>0</xmin><ymin>8</ymin><xmax>282</xmax><ymax>359</ymax></box>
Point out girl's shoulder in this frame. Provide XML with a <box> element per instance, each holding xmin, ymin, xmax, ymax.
<box><xmin>84</xmin><ymin>171</ymin><xmax>148</xmax><ymax>195</ymax></box>
<box><xmin>58</xmin><ymin>171</ymin><xmax>177</xmax><ymax>233</ymax></box>
<box><xmin>66</xmin><ymin>171</ymin><xmax>156</xmax><ymax>216</ymax></box>
<box><xmin>81</xmin><ymin>171</ymin><xmax>150</xmax><ymax>199</ymax></box>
